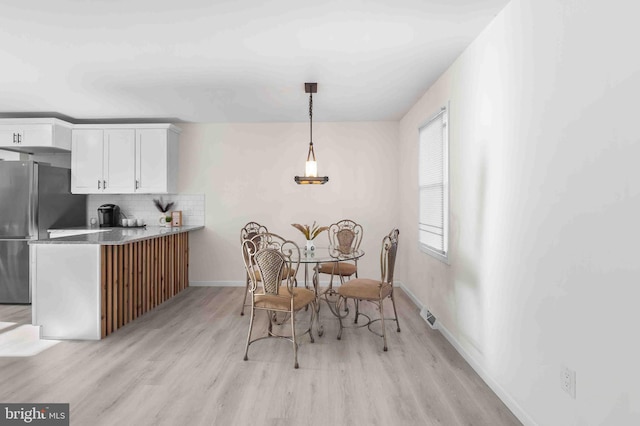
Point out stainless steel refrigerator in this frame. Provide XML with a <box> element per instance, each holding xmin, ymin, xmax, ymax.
<box><xmin>0</xmin><ymin>161</ymin><xmax>86</xmax><ymax>304</ymax></box>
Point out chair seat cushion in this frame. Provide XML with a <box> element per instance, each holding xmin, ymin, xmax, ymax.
<box><xmin>317</xmin><ymin>262</ymin><xmax>357</xmax><ymax>276</ymax></box>
<box><xmin>254</xmin><ymin>287</ymin><xmax>315</xmax><ymax>311</ymax></box>
<box><xmin>337</xmin><ymin>278</ymin><xmax>392</xmax><ymax>300</ymax></box>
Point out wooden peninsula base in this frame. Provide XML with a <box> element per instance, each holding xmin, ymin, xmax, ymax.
<box><xmin>101</xmin><ymin>233</ymin><xmax>189</xmax><ymax>338</ymax></box>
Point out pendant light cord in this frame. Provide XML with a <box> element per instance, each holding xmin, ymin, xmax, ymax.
<box><xmin>309</xmin><ymin>92</ymin><xmax>313</xmax><ymax>144</ymax></box>
<box><xmin>307</xmin><ymin>92</ymin><xmax>316</xmax><ymax>161</ymax></box>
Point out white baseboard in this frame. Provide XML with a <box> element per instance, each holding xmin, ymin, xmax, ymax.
<box><xmin>189</xmin><ymin>281</ymin><xmax>244</xmax><ymax>287</ymax></box>
<box><xmin>397</xmin><ymin>282</ymin><xmax>537</xmax><ymax>426</ymax></box>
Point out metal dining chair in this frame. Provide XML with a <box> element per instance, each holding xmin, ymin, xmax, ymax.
<box><xmin>240</xmin><ymin>222</ymin><xmax>297</xmax><ymax>316</ymax></box>
<box><xmin>239</xmin><ymin>222</ymin><xmax>269</xmax><ymax>316</ymax></box>
<box><xmin>335</xmin><ymin>228</ymin><xmax>400</xmax><ymax>351</ymax></box>
<box><xmin>316</xmin><ymin>219</ymin><xmax>363</xmax><ymax>291</ymax></box>
<box><xmin>242</xmin><ymin>232</ymin><xmax>316</xmax><ymax>368</ymax></box>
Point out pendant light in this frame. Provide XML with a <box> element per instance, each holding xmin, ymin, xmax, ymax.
<box><xmin>295</xmin><ymin>82</ymin><xmax>329</xmax><ymax>185</ymax></box>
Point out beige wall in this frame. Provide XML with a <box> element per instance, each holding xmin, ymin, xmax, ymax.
<box><xmin>177</xmin><ymin>121</ymin><xmax>399</xmax><ymax>284</ymax></box>
<box><xmin>399</xmin><ymin>0</ymin><xmax>640</xmax><ymax>425</ymax></box>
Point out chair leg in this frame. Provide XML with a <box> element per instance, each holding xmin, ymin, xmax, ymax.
<box><xmin>380</xmin><ymin>298</ymin><xmax>388</xmax><ymax>351</ymax></box>
<box><xmin>291</xmin><ymin>309</ymin><xmax>299</xmax><ymax>369</ymax></box>
<box><xmin>328</xmin><ymin>265</ymin><xmax>336</xmax><ymax>292</ymax></box>
<box><xmin>240</xmin><ymin>275</ymin><xmax>249</xmax><ymax>316</ymax></box>
<box><xmin>315</xmin><ymin>298</ymin><xmax>324</xmax><ymax>337</ymax></box>
<box><xmin>336</xmin><ymin>296</ymin><xmax>345</xmax><ymax>340</ymax></box>
<box><xmin>309</xmin><ymin>301</ymin><xmax>316</xmax><ymax>344</ymax></box>
<box><xmin>390</xmin><ymin>290</ymin><xmax>401</xmax><ymax>332</ymax></box>
<box><xmin>267</xmin><ymin>310</ymin><xmax>273</xmax><ymax>335</ymax></box>
<box><xmin>244</xmin><ymin>309</ymin><xmax>255</xmax><ymax>361</ymax></box>
<box><xmin>354</xmin><ymin>299</ymin><xmax>360</xmax><ymax>324</ymax></box>
<box><xmin>339</xmin><ymin>274</ymin><xmax>350</xmax><ymax>312</ymax></box>
<box><xmin>345</xmin><ymin>261</ymin><xmax>357</xmax><ymax>313</ymax></box>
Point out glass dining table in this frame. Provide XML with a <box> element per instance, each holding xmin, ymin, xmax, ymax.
<box><xmin>293</xmin><ymin>246</ymin><xmax>365</xmax><ymax>336</ymax></box>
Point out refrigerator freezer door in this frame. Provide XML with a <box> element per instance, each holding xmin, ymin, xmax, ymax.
<box><xmin>0</xmin><ymin>239</ymin><xmax>30</xmax><ymax>303</ymax></box>
<box><xmin>0</xmin><ymin>161</ymin><xmax>35</xmax><ymax>238</ymax></box>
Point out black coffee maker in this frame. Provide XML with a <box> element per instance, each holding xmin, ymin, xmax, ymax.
<box><xmin>98</xmin><ymin>204</ymin><xmax>120</xmax><ymax>227</ymax></box>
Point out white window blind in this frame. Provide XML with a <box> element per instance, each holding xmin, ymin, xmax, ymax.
<box><xmin>418</xmin><ymin>107</ymin><xmax>448</xmax><ymax>260</ymax></box>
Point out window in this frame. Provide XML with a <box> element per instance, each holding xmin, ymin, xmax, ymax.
<box><xmin>418</xmin><ymin>106</ymin><xmax>449</xmax><ymax>261</ymax></box>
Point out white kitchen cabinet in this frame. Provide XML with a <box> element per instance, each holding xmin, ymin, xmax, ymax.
<box><xmin>72</xmin><ymin>129</ymin><xmax>104</xmax><ymax>193</ymax></box>
<box><xmin>72</xmin><ymin>124</ymin><xmax>180</xmax><ymax>194</ymax></box>
<box><xmin>0</xmin><ymin>118</ymin><xmax>73</xmax><ymax>153</ymax></box>
<box><xmin>104</xmin><ymin>129</ymin><xmax>136</xmax><ymax>193</ymax></box>
<box><xmin>31</xmin><ymin>244</ymin><xmax>102</xmax><ymax>340</ymax></box>
<box><xmin>135</xmin><ymin>128</ymin><xmax>179</xmax><ymax>193</ymax></box>
<box><xmin>71</xmin><ymin>128</ymin><xmax>135</xmax><ymax>193</ymax></box>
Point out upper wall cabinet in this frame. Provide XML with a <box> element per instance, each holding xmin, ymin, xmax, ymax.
<box><xmin>135</xmin><ymin>128</ymin><xmax>179</xmax><ymax>194</ymax></box>
<box><xmin>72</xmin><ymin>128</ymin><xmax>136</xmax><ymax>194</ymax></box>
<box><xmin>72</xmin><ymin>124</ymin><xmax>180</xmax><ymax>194</ymax></box>
<box><xmin>0</xmin><ymin>118</ymin><xmax>73</xmax><ymax>154</ymax></box>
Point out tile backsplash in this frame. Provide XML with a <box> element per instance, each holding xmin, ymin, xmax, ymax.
<box><xmin>87</xmin><ymin>194</ymin><xmax>205</xmax><ymax>227</ymax></box>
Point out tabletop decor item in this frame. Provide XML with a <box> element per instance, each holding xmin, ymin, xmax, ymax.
<box><xmin>153</xmin><ymin>197</ymin><xmax>174</xmax><ymax>227</ymax></box>
<box><xmin>171</xmin><ymin>211</ymin><xmax>183</xmax><ymax>227</ymax></box>
<box><xmin>291</xmin><ymin>221</ymin><xmax>328</xmax><ymax>253</ymax></box>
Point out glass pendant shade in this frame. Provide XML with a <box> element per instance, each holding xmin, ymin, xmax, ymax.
<box><xmin>305</xmin><ymin>160</ymin><xmax>317</xmax><ymax>177</ymax></box>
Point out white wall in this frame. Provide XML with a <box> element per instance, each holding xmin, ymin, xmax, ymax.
<box><xmin>398</xmin><ymin>0</ymin><xmax>640</xmax><ymax>425</ymax></box>
<box><xmin>177</xmin><ymin>121</ymin><xmax>399</xmax><ymax>284</ymax></box>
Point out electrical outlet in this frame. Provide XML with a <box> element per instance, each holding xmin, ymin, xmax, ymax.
<box><xmin>560</xmin><ymin>366</ymin><xmax>576</xmax><ymax>398</ymax></box>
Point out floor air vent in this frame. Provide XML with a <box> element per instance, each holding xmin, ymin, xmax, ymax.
<box><xmin>420</xmin><ymin>308</ymin><xmax>437</xmax><ymax>329</ymax></box>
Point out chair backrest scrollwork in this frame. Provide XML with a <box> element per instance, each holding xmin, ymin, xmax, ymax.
<box><xmin>242</xmin><ymin>233</ymin><xmax>300</xmax><ymax>295</ymax></box>
<box><xmin>380</xmin><ymin>229</ymin><xmax>399</xmax><ymax>285</ymax></box>
<box><xmin>240</xmin><ymin>222</ymin><xmax>268</xmax><ymax>264</ymax></box>
<box><xmin>328</xmin><ymin>219</ymin><xmax>363</xmax><ymax>255</ymax></box>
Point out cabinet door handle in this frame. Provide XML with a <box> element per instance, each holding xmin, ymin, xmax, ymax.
<box><xmin>135</xmin><ymin>180</ymin><xmax>139</xmax><ymax>189</ymax></box>
<box><xmin>17</xmin><ymin>133</ymin><xmax>22</xmax><ymax>144</ymax></box>
<box><xmin>98</xmin><ymin>180</ymin><xmax>101</xmax><ymax>189</ymax></box>
<box><xmin>103</xmin><ymin>180</ymin><xmax>106</xmax><ymax>189</ymax></box>
<box><xmin>13</xmin><ymin>133</ymin><xmax>17</xmax><ymax>144</ymax></box>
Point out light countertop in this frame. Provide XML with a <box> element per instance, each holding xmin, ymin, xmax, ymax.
<box><xmin>30</xmin><ymin>225</ymin><xmax>204</xmax><ymax>245</ymax></box>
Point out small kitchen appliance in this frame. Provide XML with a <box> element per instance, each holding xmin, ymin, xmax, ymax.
<box><xmin>98</xmin><ymin>204</ymin><xmax>120</xmax><ymax>227</ymax></box>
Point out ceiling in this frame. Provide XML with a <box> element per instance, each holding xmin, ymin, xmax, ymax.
<box><xmin>0</xmin><ymin>0</ymin><xmax>510</xmax><ymax>123</ymax></box>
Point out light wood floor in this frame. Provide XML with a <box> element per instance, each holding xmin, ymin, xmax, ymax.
<box><xmin>0</xmin><ymin>287</ymin><xmax>521</xmax><ymax>426</ymax></box>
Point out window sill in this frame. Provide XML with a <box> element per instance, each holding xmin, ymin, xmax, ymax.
<box><xmin>419</xmin><ymin>244</ymin><xmax>449</xmax><ymax>265</ymax></box>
